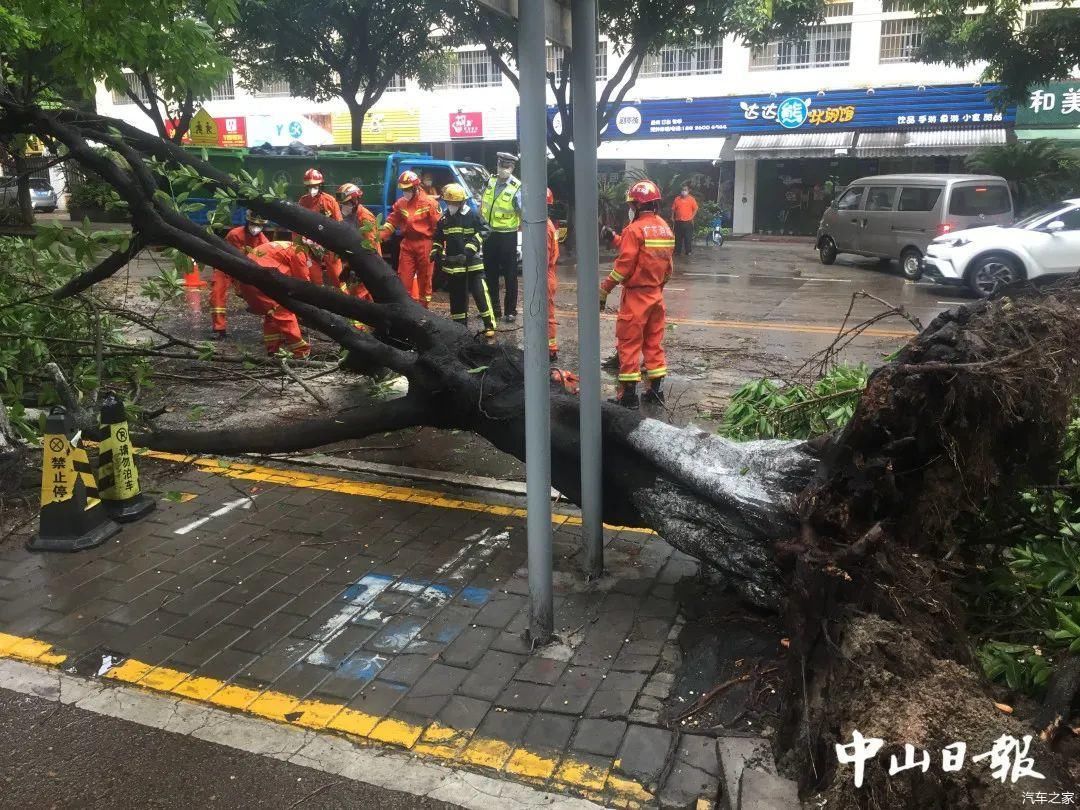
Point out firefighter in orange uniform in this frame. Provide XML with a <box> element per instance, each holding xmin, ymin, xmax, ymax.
<box><xmin>336</xmin><ymin>182</ymin><xmax>378</xmax><ymax>304</ymax></box>
<box><xmin>380</xmin><ymin>170</ymin><xmax>440</xmax><ymax>307</ymax></box>
<box><xmin>241</xmin><ymin>240</ymin><xmax>313</xmax><ymax>358</ymax></box>
<box><xmin>546</xmin><ymin>188</ymin><xmax>560</xmax><ymax>362</ymax></box>
<box><xmin>599</xmin><ymin>180</ymin><xmax>674</xmax><ymax>409</ymax></box>
<box><xmin>210</xmin><ymin>210</ymin><xmax>269</xmax><ymax>338</ymax></box>
<box><xmin>298</xmin><ymin>168</ymin><xmax>344</xmax><ymax>287</ymax></box>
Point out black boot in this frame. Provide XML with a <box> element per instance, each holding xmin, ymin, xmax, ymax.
<box><xmin>643</xmin><ymin>378</ymin><xmax>665</xmax><ymax>405</ymax></box>
<box><xmin>610</xmin><ymin>382</ymin><xmax>639</xmax><ymax>409</ymax></box>
<box><xmin>549</xmin><ymin>349</ymin><xmax>558</xmax><ymax>363</ymax></box>
<box><xmin>601</xmin><ymin>352</ymin><xmax>620</xmax><ymax>370</ymax></box>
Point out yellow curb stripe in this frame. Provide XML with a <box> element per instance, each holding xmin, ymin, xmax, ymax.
<box><xmin>1</xmin><ymin>640</ymin><xmax>653</xmax><ymax>806</ymax></box>
<box><xmin>431</xmin><ymin>302</ymin><xmax>915</xmax><ymax>339</ymax></box>
<box><xmin>140</xmin><ymin>451</ymin><xmax>654</xmax><ymax>535</ymax></box>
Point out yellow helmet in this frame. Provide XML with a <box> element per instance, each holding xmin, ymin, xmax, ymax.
<box><xmin>441</xmin><ymin>183</ymin><xmax>468</xmax><ymax>203</ymax></box>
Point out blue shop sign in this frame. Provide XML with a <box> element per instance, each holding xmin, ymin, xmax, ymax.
<box><xmin>547</xmin><ymin>84</ymin><xmax>1015</xmax><ymax>139</ymax></box>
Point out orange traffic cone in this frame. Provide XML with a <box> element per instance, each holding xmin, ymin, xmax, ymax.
<box><xmin>184</xmin><ymin>260</ymin><xmax>207</xmax><ymax>288</ymax></box>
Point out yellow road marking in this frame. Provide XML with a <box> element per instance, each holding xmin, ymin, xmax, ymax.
<box><xmin>139</xmin><ymin>451</ymin><xmax>653</xmax><ymax>535</ymax></box>
<box><xmin>432</xmin><ymin>303</ymin><xmax>915</xmax><ymax>339</ymax></box>
<box><xmin>0</xmin><ymin>638</ymin><xmax>653</xmax><ymax>806</ymax></box>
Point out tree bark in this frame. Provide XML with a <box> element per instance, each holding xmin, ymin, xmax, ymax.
<box><xmin>11</xmin><ymin>151</ymin><xmax>33</xmax><ymax>226</ymax></box>
<box><xmin>344</xmin><ymin>96</ymin><xmax>367</xmax><ymax>150</ymax></box>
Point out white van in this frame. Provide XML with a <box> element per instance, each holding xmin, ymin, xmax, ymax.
<box><xmin>816</xmin><ymin>174</ymin><xmax>1014</xmax><ymax>279</ymax></box>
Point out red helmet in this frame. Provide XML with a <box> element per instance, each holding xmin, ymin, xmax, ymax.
<box><xmin>336</xmin><ymin>182</ymin><xmax>362</xmax><ymax>203</ymax></box>
<box><xmin>626</xmin><ymin>180</ymin><xmax>661</xmax><ymax>205</ymax></box>
<box><xmin>302</xmin><ymin>168</ymin><xmax>324</xmax><ymax>187</ymax></box>
<box><xmin>397</xmin><ymin>170</ymin><xmax>421</xmax><ymax>189</ymax></box>
<box><xmin>546</xmin><ymin>187</ymin><xmax>554</xmax><ymax>205</ymax></box>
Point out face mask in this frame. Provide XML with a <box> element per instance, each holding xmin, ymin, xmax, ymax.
<box><xmin>497</xmin><ymin>167</ymin><xmax>511</xmax><ymax>180</ymax></box>
<box><xmin>308</xmin><ymin>187</ymin><xmax>319</xmax><ymax>198</ymax></box>
<box><xmin>247</xmin><ymin>225</ymin><xmax>263</xmax><ymax>236</ymax></box>
<box><xmin>403</xmin><ymin>189</ymin><xmax>415</xmax><ymax>201</ymax></box>
<box><xmin>627</xmin><ymin>206</ymin><xmax>636</xmax><ymax>222</ymax></box>
<box><xmin>341</xmin><ymin>204</ymin><xmax>355</xmax><ymax>218</ymax></box>
<box><xmin>447</xmin><ymin>203</ymin><xmax>461</xmax><ymax>215</ymax></box>
<box><xmin>680</xmin><ymin>189</ymin><xmax>689</xmax><ymax>197</ymax></box>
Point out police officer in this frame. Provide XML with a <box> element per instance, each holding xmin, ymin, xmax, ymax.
<box><xmin>480</xmin><ymin>152</ymin><xmax>522</xmax><ymax>322</ymax></box>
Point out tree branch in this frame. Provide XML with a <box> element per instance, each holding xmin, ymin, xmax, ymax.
<box><xmin>138</xmin><ymin>395</ymin><xmax>430</xmax><ymax>455</ymax></box>
<box><xmin>53</xmin><ymin>233</ymin><xmax>147</xmax><ymax>300</ymax></box>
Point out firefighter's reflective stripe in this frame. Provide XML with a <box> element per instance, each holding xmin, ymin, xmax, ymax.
<box><xmin>608</xmin><ymin>270</ymin><xmax>625</xmax><ymax>283</ymax></box>
<box><xmin>643</xmin><ymin>239</ymin><xmax>676</xmax><ymax>248</ymax></box>
<box><xmin>618</xmin><ymin>371</ymin><xmax>642</xmax><ymax>382</ymax></box>
<box><xmin>443</xmin><ymin>261</ymin><xmax>485</xmax><ymax>274</ymax></box>
<box><xmin>645</xmin><ymin>366</ymin><xmax>667</xmax><ymax>378</ymax></box>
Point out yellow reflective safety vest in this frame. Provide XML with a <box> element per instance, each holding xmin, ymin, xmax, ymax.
<box><xmin>481</xmin><ymin>175</ymin><xmax>522</xmax><ymax>233</ymax></box>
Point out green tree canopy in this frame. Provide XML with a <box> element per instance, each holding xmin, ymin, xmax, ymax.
<box><xmin>913</xmin><ymin>0</ymin><xmax>1080</xmax><ymax>103</ymax></box>
<box><xmin>225</xmin><ymin>0</ymin><xmax>455</xmax><ymax>149</ymax></box>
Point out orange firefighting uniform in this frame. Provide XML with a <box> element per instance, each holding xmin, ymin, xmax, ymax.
<box><xmin>211</xmin><ymin>225</ymin><xmax>269</xmax><ymax>334</ymax></box>
<box><xmin>380</xmin><ymin>190</ymin><xmax>441</xmax><ymax>306</ymax></box>
<box><xmin>298</xmin><ymin>190</ymin><xmax>343</xmax><ymax>287</ymax></box>
<box><xmin>342</xmin><ymin>203</ymin><xmax>380</xmax><ymax>308</ymax></box>
<box><xmin>547</xmin><ymin>218</ymin><xmax>559</xmax><ymax>353</ymax></box>
<box><xmin>600</xmin><ymin>211</ymin><xmax>674</xmax><ymax>384</ymax></box>
<box><xmin>243</xmin><ymin>240</ymin><xmax>313</xmax><ymax>358</ymax></box>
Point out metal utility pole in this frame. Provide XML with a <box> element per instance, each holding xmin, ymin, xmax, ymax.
<box><xmin>571</xmin><ymin>0</ymin><xmax>604</xmax><ymax>579</ymax></box>
<box><xmin>518</xmin><ymin>0</ymin><xmax>554</xmax><ymax>645</ymax></box>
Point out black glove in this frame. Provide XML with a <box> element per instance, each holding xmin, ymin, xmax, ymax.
<box><xmin>445</xmin><ymin>253</ymin><xmax>467</xmax><ymax>266</ymax></box>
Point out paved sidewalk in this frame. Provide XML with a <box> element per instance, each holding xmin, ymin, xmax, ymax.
<box><xmin>0</xmin><ymin>453</ymin><xmax>723</xmax><ymax>808</ymax></box>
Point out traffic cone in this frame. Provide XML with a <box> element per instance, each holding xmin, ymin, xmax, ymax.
<box><xmin>97</xmin><ymin>392</ymin><xmax>155</xmax><ymax>523</ymax></box>
<box><xmin>183</xmin><ymin>260</ymin><xmax>207</xmax><ymax>288</ymax></box>
<box><xmin>28</xmin><ymin>407</ymin><xmax>120</xmax><ymax>552</ymax></box>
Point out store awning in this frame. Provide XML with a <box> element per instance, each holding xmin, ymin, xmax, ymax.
<box><xmin>855</xmin><ymin>128</ymin><xmax>1006</xmax><ymax>157</ymax></box>
<box><xmin>1016</xmin><ymin>128</ymin><xmax>1080</xmax><ymax>142</ymax></box>
<box><xmin>597</xmin><ymin>137</ymin><xmax>727</xmax><ymax>161</ymax></box>
<box><xmin>734</xmin><ymin>132</ymin><xmax>855</xmax><ymax>159</ymax></box>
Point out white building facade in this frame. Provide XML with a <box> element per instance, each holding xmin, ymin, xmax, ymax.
<box><xmin>94</xmin><ymin>0</ymin><xmax>1065</xmax><ymax>234</ymax></box>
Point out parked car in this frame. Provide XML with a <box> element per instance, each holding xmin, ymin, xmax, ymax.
<box><xmin>0</xmin><ymin>176</ymin><xmax>58</xmax><ymax>212</ymax></box>
<box><xmin>816</xmin><ymin>174</ymin><xmax>1014</xmax><ymax>279</ymax></box>
<box><xmin>921</xmin><ymin>198</ymin><xmax>1080</xmax><ymax>296</ymax></box>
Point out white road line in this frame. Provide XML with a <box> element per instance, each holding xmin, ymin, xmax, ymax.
<box><xmin>174</xmin><ymin>496</ymin><xmax>254</xmax><ymax>536</ymax></box>
<box><xmin>936</xmin><ymin>300</ymin><xmax>969</xmax><ymax>306</ymax></box>
<box><xmin>683</xmin><ymin>272</ymin><xmax>739</xmax><ymax>278</ymax></box>
<box><xmin>798</xmin><ymin>277</ymin><xmax>854</xmax><ymax>283</ymax></box>
<box><xmin>0</xmin><ymin>659</ymin><xmax>601</xmax><ymax>810</ymax></box>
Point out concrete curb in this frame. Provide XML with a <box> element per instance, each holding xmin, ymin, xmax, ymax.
<box><xmin>0</xmin><ymin>657</ymin><xmax>602</xmax><ymax>810</ymax></box>
<box><xmin>716</xmin><ymin>737</ymin><xmax>800</xmax><ymax>809</ymax></box>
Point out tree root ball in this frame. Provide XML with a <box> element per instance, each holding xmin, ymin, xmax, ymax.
<box><xmin>790</xmin><ymin>616</ymin><xmax>1074</xmax><ymax>809</ymax></box>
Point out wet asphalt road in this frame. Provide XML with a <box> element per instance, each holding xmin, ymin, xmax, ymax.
<box><xmin>111</xmin><ymin>238</ymin><xmax>964</xmax><ymax>480</ymax></box>
<box><xmin>0</xmin><ymin>687</ymin><xmax>459</xmax><ymax>810</ymax></box>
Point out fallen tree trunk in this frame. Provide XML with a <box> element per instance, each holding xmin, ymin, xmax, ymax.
<box><xmin>3</xmin><ymin>101</ymin><xmax>1078</xmax><ymax>805</ymax></box>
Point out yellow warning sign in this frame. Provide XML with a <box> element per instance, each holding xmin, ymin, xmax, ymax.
<box><xmin>189</xmin><ymin>109</ymin><xmax>219</xmax><ymax>147</ymax></box>
<box><xmin>98</xmin><ymin>423</ymin><xmax>140</xmax><ymax>500</ymax></box>
<box><xmin>41</xmin><ymin>433</ymin><xmax>74</xmax><ymax>508</ymax></box>
<box><xmin>71</xmin><ymin>445</ymin><xmax>101</xmax><ymax>511</ymax></box>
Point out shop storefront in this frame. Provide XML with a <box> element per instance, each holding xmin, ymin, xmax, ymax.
<box><xmin>1015</xmin><ymin>81</ymin><xmax>1080</xmax><ymax>152</ymax></box>
<box><xmin>554</xmin><ymin>84</ymin><xmax>1016</xmax><ymax>235</ymax></box>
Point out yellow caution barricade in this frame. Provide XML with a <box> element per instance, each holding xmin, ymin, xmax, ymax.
<box><xmin>97</xmin><ymin>392</ymin><xmax>155</xmax><ymax>523</ymax></box>
<box><xmin>28</xmin><ymin>407</ymin><xmax>121</xmax><ymax>552</ymax></box>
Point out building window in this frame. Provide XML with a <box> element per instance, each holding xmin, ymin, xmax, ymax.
<box><xmin>252</xmin><ymin>78</ymin><xmax>291</xmax><ymax>98</ymax></box>
<box><xmin>385</xmin><ymin>74</ymin><xmax>407</xmax><ymax>92</ymax></box>
<box><xmin>210</xmin><ymin>74</ymin><xmax>235</xmax><ymax>101</ymax></box>
<box><xmin>545</xmin><ymin>42</ymin><xmax>608</xmax><ymax>81</ymax></box>
<box><xmin>879</xmin><ymin>17</ymin><xmax>926</xmax><ymax>62</ymax></box>
<box><xmin>881</xmin><ymin>0</ymin><xmax>914</xmax><ymax>12</ymax></box>
<box><xmin>434</xmin><ymin>49</ymin><xmax>504</xmax><ymax>89</ymax></box>
<box><xmin>1025</xmin><ymin>7</ymin><xmax>1075</xmax><ymax>25</ymax></box>
<box><xmin>639</xmin><ymin>36</ymin><xmax>723</xmax><ymax>78</ymax></box>
<box><xmin>110</xmin><ymin>73</ymin><xmax>151</xmax><ymax>105</ymax></box>
<box><xmin>750</xmin><ymin>24</ymin><xmax>852</xmax><ymax>71</ymax></box>
<box><xmin>823</xmin><ymin>1</ymin><xmax>855</xmax><ymax>17</ymax></box>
